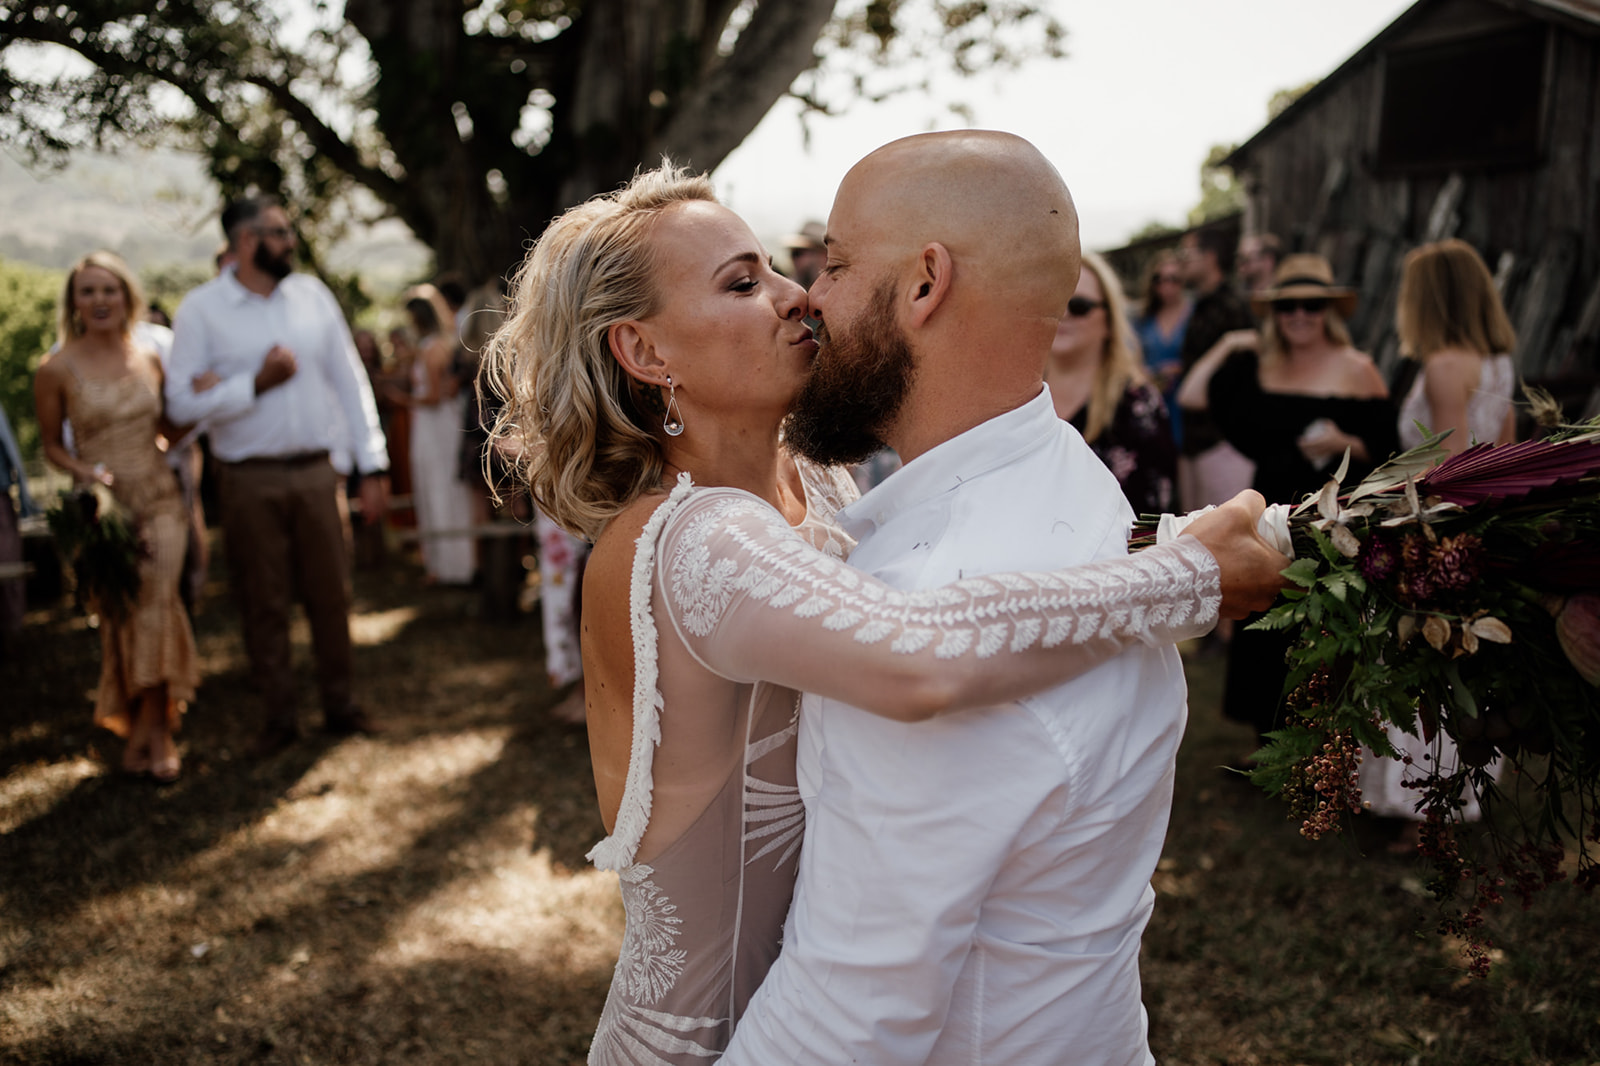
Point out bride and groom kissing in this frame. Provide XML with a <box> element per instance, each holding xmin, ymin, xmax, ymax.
<box><xmin>481</xmin><ymin>130</ymin><xmax>1288</xmax><ymax>1065</ymax></box>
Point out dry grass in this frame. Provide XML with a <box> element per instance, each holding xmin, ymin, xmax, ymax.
<box><xmin>4</xmin><ymin>557</ymin><xmax>1599</xmax><ymax>1065</ymax></box>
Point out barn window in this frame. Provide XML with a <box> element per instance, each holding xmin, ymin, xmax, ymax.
<box><xmin>1376</xmin><ymin>24</ymin><xmax>1548</xmax><ymax>172</ymax></box>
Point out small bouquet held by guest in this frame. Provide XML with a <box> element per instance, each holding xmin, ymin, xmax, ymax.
<box><xmin>46</xmin><ymin>482</ymin><xmax>144</xmax><ymax>621</ymax></box>
<box><xmin>1137</xmin><ymin>410</ymin><xmax>1600</xmax><ymax>973</ymax></box>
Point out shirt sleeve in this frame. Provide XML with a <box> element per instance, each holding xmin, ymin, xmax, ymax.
<box><xmin>655</xmin><ymin>488</ymin><xmax>1219</xmax><ymax>722</ymax></box>
<box><xmin>164</xmin><ymin>298</ymin><xmax>256</xmax><ymax>426</ymax></box>
<box><xmin>310</xmin><ymin>280</ymin><xmax>389</xmax><ymax>474</ymax></box>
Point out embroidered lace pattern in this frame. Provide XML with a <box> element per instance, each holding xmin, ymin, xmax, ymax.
<box><xmin>657</xmin><ymin>489</ymin><xmax>1221</xmax><ymax>710</ymax></box>
<box><xmin>587</xmin><ymin>462</ymin><xmax>852</xmax><ymax>1066</ymax></box>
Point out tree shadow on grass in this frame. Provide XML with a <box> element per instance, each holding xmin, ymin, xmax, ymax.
<box><xmin>2</xmin><ymin>563</ymin><xmax>613</xmax><ymax>1065</ymax></box>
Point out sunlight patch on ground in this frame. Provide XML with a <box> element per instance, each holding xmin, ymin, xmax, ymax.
<box><xmin>0</xmin><ymin>756</ymin><xmax>103</xmax><ymax>835</ymax></box>
<box><xmin>350</xmin><ymin>605</ymin><xmax>420</xmax><ymax>646</ymax></box>
<box><xmin>381</xmin><ymin>812</ymin><xmax>620</xmax><ymax>970</ymax></box>
<box><xmin>202</xmin><ymin>728</ymin><xmax>511</xmax><ymax>874</ymax></box>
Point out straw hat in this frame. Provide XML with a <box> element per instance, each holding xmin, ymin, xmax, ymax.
<box><xmin>782</xmin><ymin>220</ymin><xmax>826</xmax><ymax>251</ymax></box>
<box><xmin>1251</xmin><ymin>253</ymin><xmax>1358</xmax><ymax>319</ymax></box>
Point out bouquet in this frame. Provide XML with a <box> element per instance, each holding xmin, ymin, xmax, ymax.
<box><xmin>1135</xmin><ymin>414</ymin><xmax>1600</xmax><ymax>973</ymax></box>
<box><xmin>46</xmin><ymin>483</ymin><xmax>143</xmax><ymax>621</ymax></box>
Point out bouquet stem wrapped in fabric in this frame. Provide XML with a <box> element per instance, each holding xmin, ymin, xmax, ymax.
<box><xmin>1135</xmin><ymin>416</ymin><xmax>1600</xmax><ymax>973</ymax></box>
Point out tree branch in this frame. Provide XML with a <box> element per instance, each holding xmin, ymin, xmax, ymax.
<box><xmin>241</xmin><ymin>75</ymin><xmax>406</xmax><ymax>203</ymax></box>
<box><xmin>654</xmin><ymin>0</ymin><xmax>838</xmax><ymax>171</ymax></box>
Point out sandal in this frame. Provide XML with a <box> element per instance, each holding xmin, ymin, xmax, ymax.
<box><xmin>150</xmin><ymin>752</ymin><xmax>181</xmax><ymax>784</ymax></box>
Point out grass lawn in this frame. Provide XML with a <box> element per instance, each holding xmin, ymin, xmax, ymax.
<box><xmin>3</xmin><ymin>553</ymin><xmax>1597</xmax><ymax>1064</ymax></box>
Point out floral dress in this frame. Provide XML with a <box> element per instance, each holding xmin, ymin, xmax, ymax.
<box><xmin>585</xmin><ymin>457</ymin><xmax>1224</xmax><ymax>1063</ymax></box>
<box><xmin>1068</xmin><ymin>380</ymin><xmax>1178</xmax><ymax>516</ymax></box>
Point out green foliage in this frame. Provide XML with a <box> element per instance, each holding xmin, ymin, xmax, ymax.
<box><xmin>1267</xmin><ymin>78</ymin><xmax>1319</xmax><ymax>122</ymax></box>
<box><xmin>140</xmin><ymin>262</ymin><xmax>214</xmax><ymax>321</ymax></box>
<box><xmin>0</xmin><ymin>1</ymin><xmax>1067</xmax><ymax>282</ymax></box>
<box><xmin>1187</xmin><ymin>142</ymin><xmax>1245</xmax><ymax>227</ymax></box>
<box><xmin>0</xmin><ymin>257</ymin><xmax>62</xmax><ymax>458</ymax></box>
<box><xmin>1127</xmin><ymin>220</ymin><xmax>1183</xmax><ymax>244</ymax></box>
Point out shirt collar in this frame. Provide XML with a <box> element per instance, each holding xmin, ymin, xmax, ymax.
<box><xmin>836</xmin><ymin>385</ymin><xmax>1059</xmax><ymax>540</ymax></box>
<box><xmin>219</xmin><ymin>263</ymin><xmax>284</xmax><ymax>305</ymax></box>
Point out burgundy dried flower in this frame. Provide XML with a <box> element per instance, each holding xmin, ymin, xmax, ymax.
<box><xmin>1357</xmin><ymin>531</ymin><xmax>1400</xmax><ymax>582</ymax></box>
<box><xmin>1397</xmin><ymin>533</ymin><xmax>1436</xmax><ymax>605</ymax></box>
<box><xmin>1427</xmin><ymin>533</ymin><xmax>1483</xmax><ymax>592</ymax></box>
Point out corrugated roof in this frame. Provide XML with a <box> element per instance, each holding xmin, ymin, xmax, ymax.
<box><xmin>1224</xmin><ymin>0</ymin><xmax>1600</xmax><ymax>168</ymax></box>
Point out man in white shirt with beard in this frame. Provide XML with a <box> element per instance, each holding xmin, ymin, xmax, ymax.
<box><xmin>721</xmin><ymin>131</ymin><xmax>1285</xmax><ymax>1066</ymax></box>
<box><xmin>167</xmin><ymin>195</ymin><xmax>390</xmax><ymax>757</ymax></box>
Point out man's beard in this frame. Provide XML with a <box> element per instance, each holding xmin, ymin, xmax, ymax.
<box><xmin>254</xmin><ymin>242</ymin><xmax>294</xmax><ymax>280</ymax></box>
<box><xmin>784</xmin><ymin>278</ymin><xmax>915</xmax><ymax>468</ymax></box>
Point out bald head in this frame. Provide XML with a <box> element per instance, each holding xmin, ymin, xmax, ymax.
<box><xmin>832</xmin><ymin>130</ymin><xmax>1081</xmax><ymax>323</ymax></box>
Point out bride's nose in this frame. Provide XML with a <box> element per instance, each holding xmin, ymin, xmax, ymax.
<box><xmin>776</xmin><ymin>274</ymin><xmax>809</xmax><ymax>321</ymax></box>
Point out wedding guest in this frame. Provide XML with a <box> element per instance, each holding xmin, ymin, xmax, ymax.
<box><xmin>482</xmin><ymin>155</ymin><xmax>1286</xmax><ymax>1063</ymax></box>
<box><xmin>1362</xmin><ymin>238</ymin><xmax>1517</xmax><ymax>847</ymax></box>
<box><xmin>34</xmin><ymin>251</ymin><xmax>201</xmax><ymax>781</ymax></box>
<box><xmin>1134</xmin><ymin>250</ymin><xmax>1192</xmax><ymax>447</ymax></box>
<box><xmin>1175</xmin><ymin>227</ymin><xmax>1257</xmax><ymax>513</ymax></box>
<box><xmin>403</xmin><ymin>285</ymin><xmax>475</xmax><ymax>585</ymax></box>
<box><xmin>1237</xmin><ymin>232</ymin><xmax>1281</xmax><ymax>295</ymax></box>
<box><xmin>1180</xmin><ymin>253</ymin><xmax>1398</xmax><ymax>750</ymax></box>
<box><xmin>782</xmin><ymin>220</ymin><xmax>827</xmax><ymax>289</ymax></box>
<box><xmin>534</xmin><ymin>508</ymin><xmax>588</xmax><ymax>723</ymax></box>
<box><xmin>0</xmin><ymin>402</ymin><xmax>38</xmax><ymax>656</ymax></box>
<box><xmin>1047</xmin><ymin>251</ymin><xmax>1176</xmax><ymax>515</ymax></box>
<box><xmin>166</xmin><ymin>194</ymin><xmax>390</xmax><ymax>758</ymax></box>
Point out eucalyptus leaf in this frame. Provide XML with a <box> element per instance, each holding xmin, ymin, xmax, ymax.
<box><xmin>1347</xmin><ymin>430</ymin><xmax>1454</xmax><ymax>501</ymax></box>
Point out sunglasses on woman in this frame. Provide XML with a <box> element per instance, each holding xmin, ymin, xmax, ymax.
<box><xmin>1272</xmin><ymin>297</ymin><xmax>1329</xmax><ymax>314</ymax></box>
<box><xmin>1066</xmin><ymin>296</ymin><xmax>1105</xmax><ymax>317</ymax></box>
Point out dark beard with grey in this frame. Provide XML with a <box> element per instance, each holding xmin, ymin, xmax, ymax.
<box><xmin>254</xmin><ymin>241</ymin><xmax>293</xmax><ymax>281</ymax></box>
<box><xmin>784</xmin><ymin>280</ymin><xmax>916</xmax><ymax>467</ymax></box>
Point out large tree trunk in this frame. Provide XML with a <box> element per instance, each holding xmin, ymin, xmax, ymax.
<box><xmin>345</xmin><ymin>0</ymin><xmax>838</xmax><ymax>281</ymax></box>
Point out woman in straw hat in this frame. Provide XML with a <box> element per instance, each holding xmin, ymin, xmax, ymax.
<box><xmin>1178</xmin><ymin>253</ymin><xmax>1398</xmax><ymax>748</ymax></box>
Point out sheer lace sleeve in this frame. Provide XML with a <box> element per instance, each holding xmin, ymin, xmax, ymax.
<box><xmin>657</xmin><ymin>482</ymin><xmax>1220</xmax><ymax>721</ymax></box>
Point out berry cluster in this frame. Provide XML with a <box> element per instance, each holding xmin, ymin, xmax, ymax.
<box><xmin>1284</xmin><ymin>727</ymin><xmax>1364</xmax><ymax>840</ymax></box>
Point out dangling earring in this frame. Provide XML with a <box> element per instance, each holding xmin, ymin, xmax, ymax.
<box><xmin>662</xmin><ymin>375</ymin><xmax>684</xmax><ymax>437</ymax></box>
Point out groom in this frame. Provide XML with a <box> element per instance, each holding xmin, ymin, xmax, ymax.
<box><xmin>721</xmin><ymin>132</ymin><xmax>1286</xmax><ymax>1065</ymax></box>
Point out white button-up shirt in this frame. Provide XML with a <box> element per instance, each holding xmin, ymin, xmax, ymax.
<box><xmin>165</xmin><ymin>268</ymin><xmax>387</xmax><ymax>474</ymax></box>
<box><xmin>723</xmin><ymin>387</ymin><xmax>1189</xmax><ymax>1066</ymax></box>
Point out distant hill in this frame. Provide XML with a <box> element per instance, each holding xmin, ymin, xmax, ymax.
<box><xmin>0</xmin><ymin>147</ymin><xmax>432</xmax><ymax>287</ymax></box>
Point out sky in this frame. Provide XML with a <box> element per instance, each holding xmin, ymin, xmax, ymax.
<box><xmin>716</xmin><ymin>0</ymin><xmax>1417</xmax><ymax>253</ymax></box>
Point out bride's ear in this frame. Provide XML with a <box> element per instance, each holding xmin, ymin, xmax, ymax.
<box><xmin>608</xmin><ymin>320</ymin><xmax>668</xmax><ymax>387</ymax></box>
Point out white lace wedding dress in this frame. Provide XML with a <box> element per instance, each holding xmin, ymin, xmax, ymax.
<box><xmin>585</xmin><ymin>458</ymin><xmax>1221</xmax><ymax>1064</ymax></box>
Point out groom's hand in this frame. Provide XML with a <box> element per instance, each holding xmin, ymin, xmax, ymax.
<box><xmin>1183</xmin><ymin>490</ymin><xmax>1291</xmax><ymax>620</ymax></box>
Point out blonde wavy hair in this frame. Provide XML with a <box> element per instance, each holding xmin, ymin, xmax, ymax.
<box><xmin>57</xmin><ymin>250</ymin><xmax>146</xmax><ymax>346</ymax></box>
<box><xmin>480</xmin><ymin>163</ymin><xmax>717</xmax><ymax>541</ymax></box>
<box><xmin>1078</xmin><ymin>251</ymin><xmax>1148</xmax><ymax>444</ymax></box>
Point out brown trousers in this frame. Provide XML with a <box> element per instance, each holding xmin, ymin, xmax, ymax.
<box><xmin>219</xmin><ymin>456</ymin><xmax>352</xmax><ymax>727</ymax></box>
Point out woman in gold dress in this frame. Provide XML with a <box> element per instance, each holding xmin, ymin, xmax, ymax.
<box><xmin>34</xmin><ymin>251</ymin><xmax>201</xmax><ymax>782</ymax></box>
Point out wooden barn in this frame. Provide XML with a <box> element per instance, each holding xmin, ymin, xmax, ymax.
<box><xmin>1222</xmin><ymin>0</ymin><xmax>1600</xmax><ymax>416</ymax></box>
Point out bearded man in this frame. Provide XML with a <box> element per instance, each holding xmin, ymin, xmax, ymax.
<box><xmin>166</xmin><ymin>195</ymin><xmax>390</xmax><ymax>756</ymax></box>
<box><xmin>723</xmin><ymin>131</ymin><xmax>1284</xmax><ymax>1066</ymax></box>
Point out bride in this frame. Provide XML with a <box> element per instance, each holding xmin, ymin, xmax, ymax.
<box><xmin>482</xmin><ymin>164</ymin><xmax>1277</xmax><ymax>1063</ymax></box>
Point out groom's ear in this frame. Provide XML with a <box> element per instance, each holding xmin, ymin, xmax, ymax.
<box><xmin>907</xmin><ymin>242</ymin><xmax>952</xmax><ymax>328</ymax></box>
<box><xmin>608</xmin><ymin>321</ymin><xmax>667</xmax><ymax>386</ymax></box>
